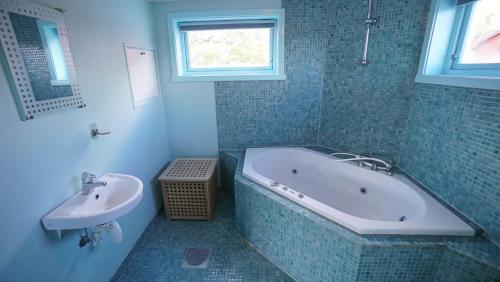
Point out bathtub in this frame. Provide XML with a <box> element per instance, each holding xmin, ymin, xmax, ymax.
<box><xmin>242</xmin><ymin>147</ymin><xmax>475</xmax><ymax>236</ymax></box>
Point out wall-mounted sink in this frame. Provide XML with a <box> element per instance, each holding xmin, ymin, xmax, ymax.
<box><xmin>42</xmin><ymin>173</ymin><xmax>143</xmax><ymax>231</ymax></box>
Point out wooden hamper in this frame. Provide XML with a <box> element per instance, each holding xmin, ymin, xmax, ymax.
<box><xmin>159</xmin><ymin>158</ymin><xmax>219</xmax><ymax>220</ymax></box>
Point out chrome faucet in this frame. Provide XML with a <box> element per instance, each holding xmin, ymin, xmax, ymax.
<box><xmin>356</xmin><ymin>158</ymin><xmax>392</xmax><ymax>175</ymax></box>
<box><xmin>329</xmin><ymin>153</ymin><xmax>392</xmax><ymax>175</ymax></box>
<box><xmin>81</xmin><ymin>172</ymin><xmax>107</xmax><ymax>195</ymax></box>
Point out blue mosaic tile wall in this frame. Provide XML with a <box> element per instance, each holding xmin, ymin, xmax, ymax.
<box><xmin>218</xmin><ymin>150</ymin><xmax>239</xmax><ymax>196</ymax></box>
<box><xmin>400</xmin><ymin>85</ymin><xmax>500</xmax><ymax>245</ymax></box>
<box><xmin>434</xmin><ymin>249</ymin><xmax>500</xmax><ymax>282</ymax></box>
<box><xmin>214</xmin><ymin>0</ymin><xmax>333</xmax><ymax>149</ymax></box>
<box><xmin>319</xmin><ymin>0</ymin><xmax>430</xmax><ymax>163</ymax></box>
<box><xmin>9</xmin><ymin>13</ymin><xmax>72</xmax><ymax>101</ymax></box>
<box><xmin>356</xmin><ymin>246</ymin><xmax>444</xmax><ymax>281</ymax></box>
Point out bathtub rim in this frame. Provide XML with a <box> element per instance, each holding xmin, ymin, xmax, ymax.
<box><xmin>242</xmin><ymin>146</ymin><xmax>476</xmax><ymax>236</ymax></box>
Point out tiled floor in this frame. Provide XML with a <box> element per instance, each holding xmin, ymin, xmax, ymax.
<box><xmin>113</xmin><ymin>193</ymin><xmax>293</xmax><ymax>282</ymax></box>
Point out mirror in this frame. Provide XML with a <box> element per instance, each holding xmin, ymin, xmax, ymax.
<box><xmin>0</xmin><ymin>1</ymin><xmax>84</xmax><ymax>121</ymax></box>
<box><xmin>9</xmin><ymin>13</ymin><xmax>72</xmax><ymax>101</ymax></box>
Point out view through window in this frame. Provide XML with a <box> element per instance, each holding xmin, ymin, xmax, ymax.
<box><xmin>460</xmin><ymin>0</ymin><xmax>500</xmax><ymax>64</ymax></box>
<box><xmin>185</xmin><ymin>28</ymin><xmax>272</xmax><ymax>70</ymax></box>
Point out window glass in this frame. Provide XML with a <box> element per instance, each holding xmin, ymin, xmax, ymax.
<box><xmin>460</xmin><ymin>0</ymin><xmax>500</xmax><ymax>64</ymax></box>
<box><xmin>43</xmin><ymin>25</ymin><xmax>69</xmax><ymax>81</ymax></box>
<box><xmin>185</xmin><ymin>28</ymin><xmax>272</xmax><ymax>70</ymax></box>
<box><xmin>37</xmin><ymin>20</ymin><xmax>69</xmax><ymax>83</ymax></box>
<box><xmin>167</xmin><ymin>10</ymin><xmax>285</xmax><ymax>81</ymax></box>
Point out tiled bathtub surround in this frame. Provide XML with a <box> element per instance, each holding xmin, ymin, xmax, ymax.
<box><xmin>214</xmin><ymin>0</ymin><xmax>500</xmax><ymax>245</ymax></box>
<box><xmin>224</xmin><ymin>151</ymin><xmax>500</xmax><ymax>281</ymax></box>
<box><xmin>219</xmin><ymin>150</ymin><xmax>239</xmax><ymax>196</ymax></box>
<box><xmin>214</xmin><ymin>0</ymin><xmax>334</xmax><ymax>149</ymax></box>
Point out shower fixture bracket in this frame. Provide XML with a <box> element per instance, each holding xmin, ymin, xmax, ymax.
<box><xmin>365</xmin><ymin>17</ymin><xmax>378</xmax><ymax>25</ymax></box>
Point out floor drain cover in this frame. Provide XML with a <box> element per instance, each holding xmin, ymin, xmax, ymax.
<box><xmin>181</xmin><ymin>248</ymin><xmax>211</xmax><ymax>269</ymax></box>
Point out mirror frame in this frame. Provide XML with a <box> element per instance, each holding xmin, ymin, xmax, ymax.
<box><xmin>0</xmin><ymin>0</ymin><xmax>84</xmax><ymax>121</ymax></box>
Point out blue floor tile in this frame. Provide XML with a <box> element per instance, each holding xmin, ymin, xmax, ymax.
<box><xmin>113</xmin><ymin>193</ymin><xmax>293</xmax><ymax>282</ymax></box>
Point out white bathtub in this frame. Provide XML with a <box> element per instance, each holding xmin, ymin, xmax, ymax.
<box><xmin>242</xmin><ymin>147</ymin><xmax>475</xmax><ymax>236</ymax></box>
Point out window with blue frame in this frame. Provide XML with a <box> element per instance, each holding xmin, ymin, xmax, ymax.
<box><xmin>167</xmin><ymin>10</ymin><xmax>285</xmax><ymax>81</ymax></box>
<box><xmin>445</xmin><ymin>0</ymin><xmax>500</xmax><ymax>75</ymax></box>
<box><xmin>416</xmin><ymin>0</ymin><xmax>500</xmax><ymax>90</ymax></box>
<box><xmin>37</xmin><ymin>20</ymin><xmax>70</xmax><ymax>85</ymax></box>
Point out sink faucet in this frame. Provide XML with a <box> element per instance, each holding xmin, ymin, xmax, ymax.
<box><xmin>329</xmin><ymin>153</ymin><xmax>392</xmax><ymax>175</ymax></box>
<box><xmin>81</xmin><ymin>172</ymin><xmax>107</xmax><ymax>195</ymax></box>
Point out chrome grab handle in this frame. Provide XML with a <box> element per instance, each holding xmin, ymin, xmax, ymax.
<box><xmin>91</xmin><ymin>128</ymin><xmax>111</xmax><ymax>137</ymax></box>
<box><xmin>329</xmin><ymin>152</ymin><xmax>361</xmax><ymax>158</ymax></box>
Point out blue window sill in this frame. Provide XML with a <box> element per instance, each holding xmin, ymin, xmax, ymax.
<box><xmin>415</xmin><ymin>74</ymin><xmax>500</xmax><ymax>91</ymax></box>
<box><xmin>172</xmin><ymin>74</ymin><xmax>286</xmax><ymax>82</ymax></box>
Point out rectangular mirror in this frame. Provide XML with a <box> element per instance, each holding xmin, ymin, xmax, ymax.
<box><xmin>0</xmin><ymin>0</ymin><xmax>84</xmax><ymax>121</ymax></box>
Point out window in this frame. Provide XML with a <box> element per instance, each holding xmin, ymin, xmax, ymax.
<box><xmin>416</xmin><ymin>0</ymin><xmax>500</xmax><ymax>90</ymax></box>
<box><xmin>37</xmin><ymin>20</ymin><xmax>69</xmax><ymax>85</ymax></box>
<box><xmin>167</xmin><ymin>10</ymin><xmax>285</xmax><ymax>81</ymax></box>
<box><xmin>446</xmin><ymin>0</ymin><xmax>500</xmax><ymax>74</ymax></box>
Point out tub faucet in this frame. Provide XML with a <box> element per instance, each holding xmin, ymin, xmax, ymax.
<box><xmin>357</xmin><ymin>158</ymin><xmax>392</xmax><ymax>175</ymax></box>
<box><xmin>81</xmin><ymin>172</ymin><xmax>107</xmax><ymax>195</ymax></box>
<box><xmin>329</xmin><ymin>153</ymin><xmax>392</xmax><ymax>175</ymax></box>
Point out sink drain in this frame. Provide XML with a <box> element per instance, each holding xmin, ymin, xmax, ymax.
<box><xmin>399</xmin><ymin>216</ymin><xmax>406</xmax><ymax>222</ymax></box>
<box><xmin>360</xmin><ymin>187</ymin><xmax>367</xmax><ymax>194</ymax></box>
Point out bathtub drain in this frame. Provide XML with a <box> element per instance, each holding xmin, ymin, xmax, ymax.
<box><xmin>399</xmin><ymin>216</ymin><xmax>406</xmax><ymax>222</ymax></box>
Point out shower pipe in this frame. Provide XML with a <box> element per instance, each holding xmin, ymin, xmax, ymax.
<box><xmin>361</xmin><ymin>0</ymin><xmax>377</xmax><ymax>65</ymax></box>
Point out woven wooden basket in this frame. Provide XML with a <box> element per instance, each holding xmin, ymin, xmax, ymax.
<box><xmin>159</xmin><ymin>158</ymin><xmax>218</xmax><ymax>220</ymax></box>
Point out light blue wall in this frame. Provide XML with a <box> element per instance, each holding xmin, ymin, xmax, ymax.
<box><xmin>0</xmin><ymin>0</ymin><xmax>171</xmax><ymax>281</ymax></box>
<box><xmin>151</xmin><ymin>0</ymin><xmax>281</xmax><ymax>158</ymax></box>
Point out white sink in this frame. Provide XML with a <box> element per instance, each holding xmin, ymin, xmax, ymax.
<box><xmin>42</xmin><ymin>173</ymin><xmax>143</xmax><ymax>231</ymax></box>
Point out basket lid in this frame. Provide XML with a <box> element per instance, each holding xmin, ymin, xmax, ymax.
<box><xmin>159</xmin><ymin>158</ymin><xmax>217</xmax><ymax>181</ymax></box>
